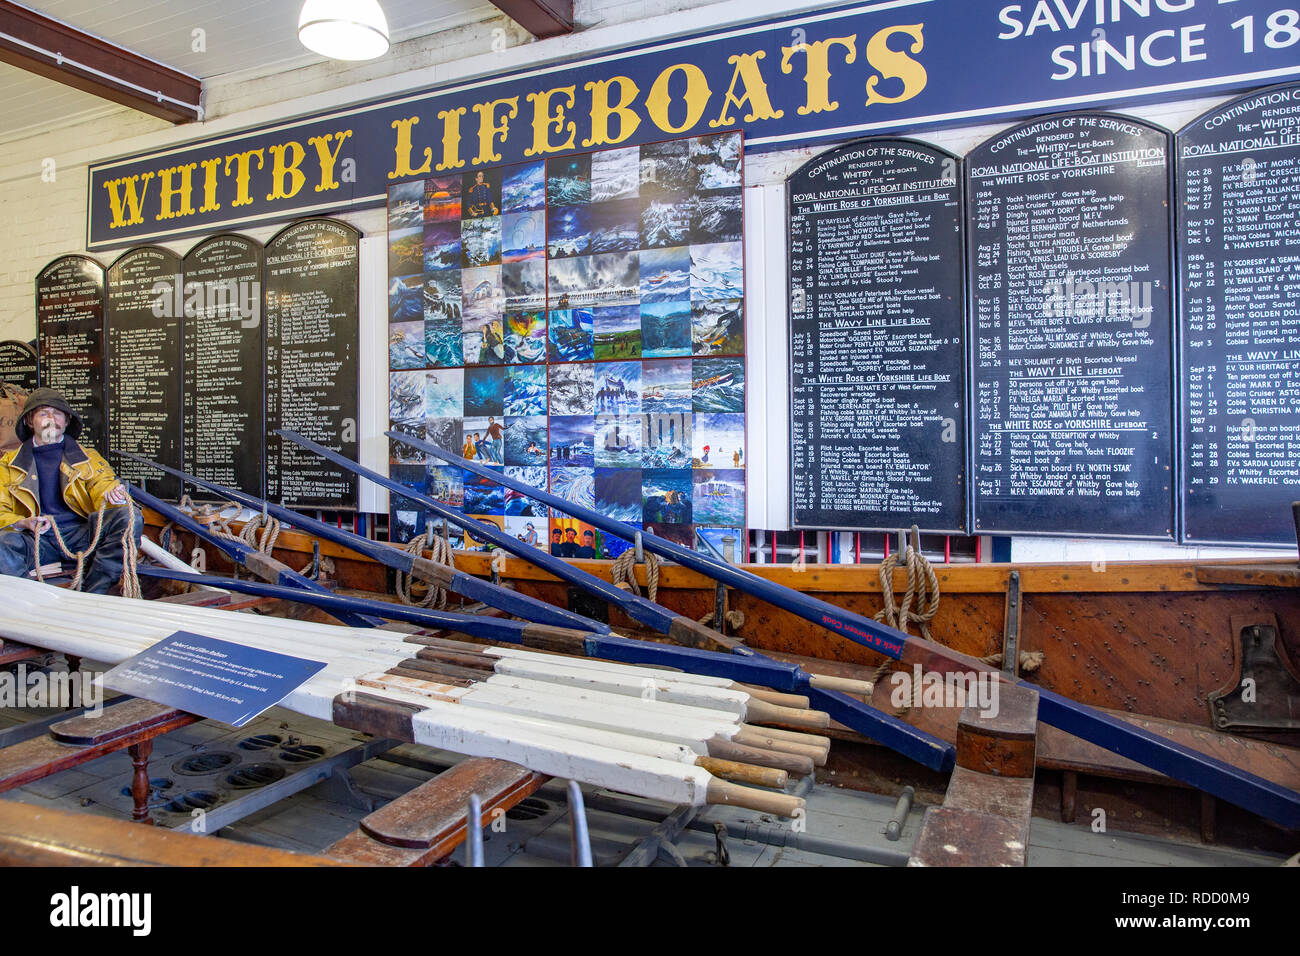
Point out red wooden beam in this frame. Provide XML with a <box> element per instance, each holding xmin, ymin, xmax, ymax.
<box><xmin>489</xmin><ymin>0</ymin><xmax>574</xmax><ymax>39</ymax></box>
<box><xmin>0</xmin><ymin>1</ymin><xmax>201</xmax><ymax>124</ymax></box>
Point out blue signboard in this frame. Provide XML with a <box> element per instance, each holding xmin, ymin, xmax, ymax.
<box><xmin>102</xmin><ymin>631</ymin><xmax>327</xmax><ymax>727</ymax></box>
<box><xmin>87</xmin><ymin>0</ymin><xmax>1299</xmax><ymax>249</ymax></box>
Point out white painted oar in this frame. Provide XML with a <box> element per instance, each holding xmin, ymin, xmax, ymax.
<box><xmin>358</xmin><ymin>673</ymin><xmax>787</xmax><ymax>789</ymax></box>
<box><xmin>140</xmin><ymin>537</ymin><xmax>227</xmax><ymax>593</ymax></box>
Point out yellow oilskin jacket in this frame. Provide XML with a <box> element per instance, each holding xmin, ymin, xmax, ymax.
<box><xmin>0</xmin><ymin>439</ymin><xmax>122</xmax><ymax>531</ymax></box>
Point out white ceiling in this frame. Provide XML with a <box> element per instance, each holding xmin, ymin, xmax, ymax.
<box><xmin>0</xmin><ymin>0</ymin><xmax>497</xmax><ymax>140</ymax></box>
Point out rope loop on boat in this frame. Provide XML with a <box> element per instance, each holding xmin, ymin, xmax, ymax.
<box><xmin>874</xmin><ymin>543</ymin><xmax>940</xmax><ymax>640</ymax></box>
<box><xmin>611</xmin><ymin>547</ymin><xmax>660</xmax><ymax>603</ymax></box>
<box><xmin>395</xmin><ymin>531</ymin><xmax>456</xmax><ymax>608</ymax></box>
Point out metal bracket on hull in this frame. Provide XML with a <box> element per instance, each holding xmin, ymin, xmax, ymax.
<box><xmin>1209</xmin><ymin>615</ymin><xmax>1300</xmax><ymax>737</ymax></box>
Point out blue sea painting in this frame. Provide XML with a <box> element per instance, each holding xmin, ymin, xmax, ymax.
<box><xmin>461</xmin><ymin>216</ymin><xmax>502</xmax><ymax>268</ymax></box>
<box><xmin>692</xmin><ymin>357</ymin><xmax>745</xmax><ymax>412</ymax></box>
<box><xmin>547</xmin><ymin>155</ymin><xmax>590</xmax><ymax>205</ymax></box>
<box><xmin>639</xmin><ymin>247</ymin><xmax>690</xmax><ymax>303</ymax></box>
<box><xmin>547</xmin><ymin>308</ymin><xmax>594</xmax><ymax>362</ymax></box>
<box><xmin>548</xmin><ymin>362</ymin><xmax>594</xmax><ymax>415</ymax></box>
<box><xmin>388</xmin><ymin>463</ymin><xmax>429</xmax><ymax>513</ymax></box>
<box><xmin>425</xmin><ymin>315</ymin><xmax>462</xmax><ymax>368</ymax></box>
<box><xmin>388</xmin><ymin>181</ymin><xmax>423</xmax><ymax>230</ymax></box>
<box><xmin>642</xmin><ymin>469</ymin><xmax>692</xmax><ymax>526</ymax></box>
<box><xmin>503</xmin><ymin>260</ymin><xmax>546</xmax><ymax>312</ymax></box>
<box><xmin>549</xmin><ymin>416</ymin><xmax>595</xmax><ymax>467</ymax></box>
<box><xmin>690</xmin><ymin>133</ymin><xmax>743</xmax><ymax>190</ymax></box>
<box><xmin>547</xmin><ymin>256</ymin><xmax>595</xmax><ymax>310</ymax></box>
<box><xmin>689</xmin><ymin>192</ymin><xmax>743</xmax><ymax>244</ymax></box>
<box><xmin>591</xmin><ymin>146</ymin><xmax>640</xmax><ymax>202</ymax></box>
<box><xmin>549</xmin><ymin>466</ymin><xmax>595</xmax><ymax>518</ymax></box>
<box><xmin>503</xmin><ymin>162</ymin><xmax>546</xmax><ymax>212</ymax></box>
<box><xmin>595</xmin><ymin>361</ymin><xmax>641</xmax><ymax>414</ymax></box>
<box><xmin>504</xmin><ymin>311</ymin><xmax>547</xmax><ymax>365</ymax></box>
<box><xmin>640</xmin><ymin>199</ymin><xmax>690</xmax><ymax>248</ymax></box>
<box><xmin>641</xmin><ymin>412</ymin><xmax>691</xmax><ymax>469</ymax></box>
<box><xmin>504</xmin><ymin>465</ymin><xmax>548</xmax><ymax>517</ymax></box>
<box><xmin>389</xmin><ymin>321</ymin><xmax>425</xmax><ymax>369</ymax></box>
<box><xmin>589</xmin><ymin>199</ymin><xmax>640</xmax><ymax>253</ymax></box>
<box><xmin>640</xmin><ymin>300</ymin><xmax>692</xmax><ymax>358</ymax></box>
<box><xmin>424</xmin><ymin>368</ymin><xmax>464</xmax><ymax>419</ymax></box>
<box><xmin>505</xmin><ymin>364</ymin><xmax>547</xmax><ymax>416</ymax></box>
<box><xmin>642</xmin><ymin>359</ymin><xmax>692</xmax><ymax>413</ymax></box>
<box><xmin>464</xmin><ymin>365</ymin><xmax>505</xmax><ymax>416</ymax></box>
<box><xmin>388</xmin><ymin>274</ymin><xmax>424</xmax><ymax>323</ymax></box>
<box><xmin>505</xmin><ymin>415</ymin><xmax>548</xmax><ymax>466</ymax></box>
<box><xmin>692</xmin><ymin>469</ymin><xmax>746</xmax><ymax>526</ymax></box>
<box><xmin>547</xmin><ymin>205</ymin><xmax>591</xmax><ymax>258</ymax></box>
<box><xmin>693</xmin><ymin>413</ymin><xmax>745</xmax><ymax>469</ymax></box>
<box><xmin>502</xmin><ymin>210</ymin><xmax>545</xmax><ymax>262</ymax></box>
<box><xmin>390</xmin><ymin>370</ymin><xmax>425</xmax><ymax>420</ymax></box>
<box><xmin>595</xmin><ymin>414</ymin><xmax>643</xmax><ymax>468</ymax></box>
<box><xmin>423</xmin><ymin>221</ymin><xmax>460</xmax><ymax>271</ymax></box>
<box><xmin>463</xmin><ymin>469</ymin><xmax>506</xmax><ymax>515</ymax></box>
<box><xmin>596</xmin><ymin>467</ymin><xmax>643</xmax><ymax>521</ymax></box>
<box><xmin>423</xmin><ymin>270</ymin><xmax>461</xmax><ymax>323</ymax></box>
<box><xmin>691</xmin><ymin>299</ymin><xmax>744</xmax><ymax>356</ymax></box>
<box><xmin>690</xmin><ymin>242</ymin><xmax>744</xmax><ymax>301</ymax></box>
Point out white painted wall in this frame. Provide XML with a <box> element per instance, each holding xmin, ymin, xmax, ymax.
<box><xmin>0</xmin><ymin>0</ymin><xmax>1289</xmax><ymax>561</ymax></box>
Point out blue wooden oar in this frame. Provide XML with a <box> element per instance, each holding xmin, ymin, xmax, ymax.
<box><xmin>277</xmin><ymin>428</ymin><xmax>957</xmax><ymax>772</ymax></box>
<box><xmin>117</xmin><ymin>450</ymin><xmax>606</xmax><ymax>635</ymax></box>
<box><xmin>127</xmin><ymin>483</ymin><xmax>382</xmax><ymax>629</ymax></box>
<box><xmin>396</xmin><ymin>431</ymin><xmax>1300</xmax><ymax>829</ymax></box>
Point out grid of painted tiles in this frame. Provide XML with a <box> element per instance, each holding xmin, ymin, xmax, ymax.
<box><xmin>387</xmin><ymin>131</ymin><xmax>745</xmax><ymax>557</ymax></box>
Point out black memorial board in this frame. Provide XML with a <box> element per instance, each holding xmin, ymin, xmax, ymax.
<box><xmin>967</xmin><ymin>113</ymin><xmax>1174</xmax><ymax>538</ymax></box>
<box><xmin>264</xmin><ymin>219</ymin><xmax>359</xmax><ymax>508</ymax></box>
<box><xmin>1177</xmin><ymin>83</ymin><xmax>1300</xmax><ymax>546</ymax></box>
<box><xmin>106</xmin><ymin>247</ymin><xmax>184</xmax><ymax>499</ymax></box>
<box><xmin>788</xmin><ymin>138</ymin><xmax>966</xmax><ymax>532</ymax></box>
<box><xmin>35</xmin><ymin>255</ymin><xmax>107</xmax><ymax>451</ymax></box>
<box><xmin>182</xmin><ymin>235</ymin><xmax>265</xmax><ymax>501</ymax></box>
<box><xmin>0</xmin><ymin>341</ymin><xmax>37</xmax><ymax>391</ymax></box>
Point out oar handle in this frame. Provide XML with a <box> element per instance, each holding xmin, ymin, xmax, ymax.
<box><xmin>737</xmin><ymin>685</ymin><xmax>811</xmax><ymax>709</ymax></box>
<box><xmin>744</xmin><ymin>699</ymin><xmax>831</xmax><ymax>730</ymax></box>
<box><xmin>808</xmin><ymin>673</ymin><xmax>876</xmax><ymax>696</ymax></box>
<box><xmin>707</xmin><ymin>737</ymin><xmax>814</xmax><ymax>776</ymax></box>
<box><xmin>734</xmin><ymin>728</ymin><xmax>828</xmax><ymax>766</ymax></box>
<box><xmin>706</xmin><ymin>780</ymin><xmax>805</xmax><ymax>818</ymax></box>
<box><xmin>695</xmin><ymin>757</ymin><xmax>788</xmax><ymax>790</ymax></box>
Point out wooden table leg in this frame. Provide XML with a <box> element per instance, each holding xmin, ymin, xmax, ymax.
<box><xmin>127</xmin><ymin>741</ymin><xmax>155</xmax><ymax>826</ymax></box>
<box><xmin>1062</xmin><ymin>770</ymin><xmax>1077</xmax><ymax>823</ymax></box>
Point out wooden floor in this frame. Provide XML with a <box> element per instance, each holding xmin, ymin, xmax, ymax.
<box><xmin>0</xmin><ymin>657</ymin><xmax>1289</xmax><ymax>867</ymax></box>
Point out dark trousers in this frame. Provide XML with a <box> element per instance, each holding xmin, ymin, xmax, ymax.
<box><xmin>0</xmin><ymin>507</ymin><xmax>143</xmax><ymax>594</ymax></box>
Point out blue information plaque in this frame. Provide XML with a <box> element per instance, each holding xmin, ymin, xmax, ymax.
<box><xmin>103</xmin><ymin>631</ymin><xmax>327</xmax><ymax>727</ymax></box>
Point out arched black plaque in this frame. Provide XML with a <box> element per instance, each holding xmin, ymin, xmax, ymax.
<box><xmin>35</xmin><ymin>255</ymin><xmax>106</xmax><ymax>451</ymax></box>
<box><xmin>1178</xmin><ymin>82</ymin><xmax>1300</xmax><ymax>546</ymax></box>
<box><xmin>788</xmin><ymin>137</ymin><xmax>967</xmax><ymax>532</ymax></box>
<box><xmin>183</xmin><ymin>234</ymin><xmax>265</xmax><ymax>501</ymax></box>
<box><xmin>967</xmin><ymin>113</ymin><xmax>1174</xmax><ymax>538</ymax></box>
<box><xmin>106</xmin><ymin>246</ymin><xmax>184</xmax><ymax>499</ymax></box>
<box><xmin>0</xmin><ymin>341</ymin><xmax>37</xmax><ymax>391</ymax></box>
<box><xmin>264</xmin><ymin>218</ymin><xmax>359</xmax><ymax>509</ymax></box>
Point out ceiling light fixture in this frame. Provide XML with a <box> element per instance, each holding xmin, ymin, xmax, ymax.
<box><xmin>298</xmin><ymin>0</ymin><xmax>390</xmax><ymax>61</ymax></box>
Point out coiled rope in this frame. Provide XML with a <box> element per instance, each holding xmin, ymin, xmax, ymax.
<box><xmin>611</xmin><ymin>547</ymin><xmax>660</xmax><ymax>602</ymax></box>
<box><xmin>395</xmin><ymin>524</ymin><xmax>457</xmax><ymax>608</ymax></box>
